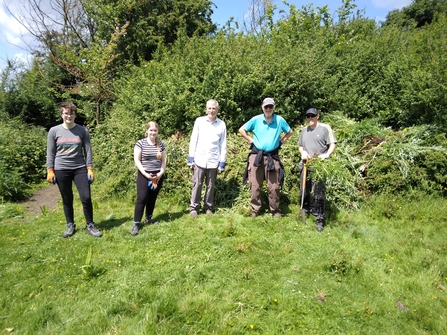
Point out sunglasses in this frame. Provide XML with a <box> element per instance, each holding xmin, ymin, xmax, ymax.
<box><xmin>306</xmin><ymin>114</ymin><xmax>317</xmax><ymax>118</ymax></box>
<box><xmin>264</xmin><ymin>105</ymin><xmax>274</xmax><ymax>109</ymax></box>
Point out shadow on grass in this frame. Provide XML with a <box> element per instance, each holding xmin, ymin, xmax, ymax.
<box><xmin>155</xmin><ymin>210</ymin><xmax>189</xmax><ymax>222</ymax></box>
<box><xmin>98</xmin><ymin>216</ymin><xmax>130</xmax><ymax>230</ymax></box>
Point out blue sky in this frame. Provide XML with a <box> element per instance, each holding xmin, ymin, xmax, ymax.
<box><xmin>0</xmin><ymin>0</ymin><xmax>412</xmax><ymax>71</ymax></box>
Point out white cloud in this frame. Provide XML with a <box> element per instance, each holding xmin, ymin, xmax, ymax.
<box><xmin>371</xmin><ymin>0</ymin><xmax>413</xmax><ymax>10</ymax></box>
<box><xmin>0</xmin><ymin>2</ymin><xmax>29</xmax><ymax>46</ymax></box>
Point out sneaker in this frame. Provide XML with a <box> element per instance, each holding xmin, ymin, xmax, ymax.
<box><xmin>316</xmin><ymin>220</ymin><xmax>324</xmax><ymax>232</ymax></box>
<box><xmin>190</xmin><ymin>210</ymin><xmax>198</xmax><ymax>218</ymax></box>
<box><xmin>62</xmin><ymin>223</ymin><xmax>76</xmax><ymax>238</ymax></box>
<box><xmin>131</xmin><ymin>222</ymin><xmax>140</xmax><ymax>236</ymax></box>
<box><xmin>206</xmin><ymin>209</ymin><xmax>213</xmax><ymax>216</ymax></box>
<box><xmin>273</xmin><ymin>212</ymin><xmax>281</xmax><ymax>218</ymax></box>
<box><xmin>250</xmin><ymin>212</ymin><xmax>257</xmax><ymax>218</ymax></box>
<box><xmin>86</xmin><ymin>223</ymin><xmax>103</xmax><ymax>237</ymax></box>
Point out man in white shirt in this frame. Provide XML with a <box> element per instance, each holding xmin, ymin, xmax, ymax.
<box><xmin>188</xmin><ymin>99</ymin><xmax>227</xmax><ymax>217</ymax></box>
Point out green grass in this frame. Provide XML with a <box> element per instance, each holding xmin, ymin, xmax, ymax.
<box><xmin>1</xmin><ymin>193</ymin><xmax>446</xmax><ymax>334</ymax></box>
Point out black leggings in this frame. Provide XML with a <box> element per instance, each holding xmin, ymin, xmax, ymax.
<box><xmin>133</xmin><ymin>170</ymin><xmax>163</xmax><ymax>223</ymax></box>
<box><xmin>55</xmin><ymin>167</ymin><xmax>93</xmax><ymax>224</ymax></box>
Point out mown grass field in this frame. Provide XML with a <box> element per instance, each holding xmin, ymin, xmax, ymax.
<box><xmin>1</xmin><ymin>191</ymin><xmax>446</xmax><ymax>334</ymax></box>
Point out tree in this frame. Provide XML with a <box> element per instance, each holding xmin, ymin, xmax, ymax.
<box><xmin>5</xmin><ymin>0</ymin><xmax>216</xmax><ymax>125</ymax></box>
<box><xmin>383</xmin><ymin>0</ymin><xmax>447</xmax><ymax>28</ymax></box>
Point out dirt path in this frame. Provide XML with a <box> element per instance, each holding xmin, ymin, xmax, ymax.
<box><xmin>25</xmin><ymin>185</ymin><xmax>60</xmax><ymax>216</ymax></box>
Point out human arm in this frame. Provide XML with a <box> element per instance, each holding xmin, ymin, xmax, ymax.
<box><xmin>218</xmin><ymin>124</ymin><xmax>227</xmax><ymax>173</ymax></box>
<box><xmin>319</xmin><ymin>143</ymin><xmax>336</xmax><ymax>160</ymax></box>
<box><xmin>280</xmin><ymin>129</ymin><xmax>293</xmax><ymax>145</ymax></box>
<box><xmin>134</xmin><ymin>146</ymin><xmax>152</xmax><ymax>179</ymax></box>
<box><xmin>156</xmin><ymin>150</ymin><xmax>167</xmax><ymax>179</ymax></box>
<box><xmin>238</xmin><ymin>125</ymin><xmax>253</xmax><ymax>144</ymax></box>
<box><xmin>188</xmin><ymin>120</ymin><xmax>199</xmax><ymax>168</ymax></box>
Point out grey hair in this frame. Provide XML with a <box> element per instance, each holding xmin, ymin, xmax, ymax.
<box><xmin>206</xmin><ymin>99</ymin><xmax>219</xmax><ymax>108</ymax></box>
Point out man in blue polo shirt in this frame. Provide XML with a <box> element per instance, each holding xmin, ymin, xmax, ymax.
<box><xmin>239</xmin><ymin>97</ymin><xmax>293</xmax><ymax>218</ymax></box>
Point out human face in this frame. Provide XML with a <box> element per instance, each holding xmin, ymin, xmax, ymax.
<box><xmin>147</xmin><ymin>125</ymin><xmax>159</xmax><ymax>140</ymax></box>
<box><xmin>61</xmin><ymin>108</ymin><xmax>76</xmax><ymax>124</ymax></box>
<box><xmin>263</xmin><ymin>104</ymin><xmax>275</xmax><ymax>118</ymax></box>
<box><xmin>306</xmin><ymin>113</ymin><xmax>319</xmax><ymax>127</ymax></box>
<box><xmin>206</xmin><ymin>101</ymin><xmax>218</xmax><ymax>121</ymax></box>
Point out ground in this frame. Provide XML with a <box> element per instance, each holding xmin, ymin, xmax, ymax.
<box><xmin>25</xmin><ymin>185</ymin><xmax>60</xmax><ymax>216</ymax></box>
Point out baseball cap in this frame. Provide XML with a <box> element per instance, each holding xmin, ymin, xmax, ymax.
<box><xmin>262</xmin><ymin>97</ymin><xmax>275</xmax><ymax>107</ymax></box>
<box><xmin>305</xmin><ymin>108</ymin><xmax>318</xmax><ymax>116</ymax></box>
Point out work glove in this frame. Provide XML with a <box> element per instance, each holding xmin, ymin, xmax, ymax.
<box><xmin>87</xmin><ymin>168</ymin><xmax>95</xmax><ymax>184</ymax></box>
<box><xmin>148</xmin><ymin>178</ymin><xmax>158</xmax><ymax>190</ymax></box>
<box><xmin>47</xmin><ymin>168</ymin><xmax>56</xmax><ymax>184</ymax></box>
<box><xmin>301</xmin><ymin>151</ymin><xmax>309</xmax><ymax>161</ymax></box>
<box><xmin>187</xmin><ymin>157</ymin><xmax>194</xmax><ymax>169</ymax></box>
<box><xmin>318</xmin><ymin>153</ymin><xmax>330</xmax><ymax>160</ymax></box>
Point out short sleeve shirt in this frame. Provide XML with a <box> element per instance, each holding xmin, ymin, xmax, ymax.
<box><xmin>243</xmin><ymin>114</ymin><xmax>291</xmax><ymax>152</ymax></box>
<box><xmin>298</xmin><ymin>123</ymin><xmax>337</xmax><ymax>157</ymax></box>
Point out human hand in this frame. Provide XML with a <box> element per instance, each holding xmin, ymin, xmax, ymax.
<box><xmin>148</xmin><ymin>178</ymin><xmax>158</xmax><ymax>190</ymax></box>
<box><xmin>218</xmin><ymin>168</ymin><xmax>223</xmax><ymax>174</ymax></box>
<box><xmin>218</xmin><ymin>162</ymin><xmax>225</xmax><ymax>174</ymax></box>
<box><xmin>301</xmin><ymin>151</ymin><xmax>309</xmax><ymax>161</ymax></box>
<box><xmin>47</xmin><ymin>168</ymin><xmax>56</xmax><ymax>184</ymax></box>
<box><xmin>318</xmin><ymin>153</ymin><xmax>330</xmax><ymax>160</ymax></box>
<box><xmin>87</xmin><ymin>168</ymin><xmax>95</xmax><ymax>184</ymax></box>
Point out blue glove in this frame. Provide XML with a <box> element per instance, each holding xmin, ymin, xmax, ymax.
<box><xmin>148</xmin><ymin>179</ymin><xmax>158</xmax><ymax>190</ymax></box>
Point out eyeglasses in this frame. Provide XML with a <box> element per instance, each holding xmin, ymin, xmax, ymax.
<box><xmin>264</xmin><ymin>105</ymin><xmax>274</xmax><ymax>109</ymax></box>
<box><xmin>62</xmin><ymin>113</ymin><xmax>75</xmax><ymax>117</ymax></box>
<box><xmin>306</xmin><ymin>114</ymin><xmax>317</xmax><ymax>118</ymax></box>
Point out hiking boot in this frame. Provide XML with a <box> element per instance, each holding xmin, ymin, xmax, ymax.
<box><xmin>62</xmin><ymin>222</ymin><xmax>76</xmax><ymax>238</ymax></box>
<box><xmin>206</xmin><ymin>209</ymin><xmax>213</xmax><ymax>216</ymax></box>
<box><xmin>316</xmin><ymin>220</ymin><xmax>324</xmax><ymax>232</ymax></box>
<box><xmin>144</xmin><ymin>216</ymin><xmax>158</xmax><ymax>225</ymax></box>
<box><xmin>190</xmin><ymin>210</ymin><xmax>198</xmax><ymax>218</ymax></box>
<box><xmin>86</xmin><ymin>222</ymin><xmax>102</xmax><ymax>237</ymax></box>
<box><xmin>131</xmin><ymin>222</ymin><xmax>140</xmax><ymax>236</ymax></box>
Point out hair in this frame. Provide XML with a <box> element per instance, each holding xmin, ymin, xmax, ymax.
<box><xmin>206</xmin><ymin>99</ymin><xmax>219</xmax><ymax>108</ymax></box>
<box><xmin>60</xmin><ymin>102</ymin><xmax>77</xmax><ymax>114</ymax></box>
<box><xmin>145</xmin><ymin>121</ymin><xmax>162</xmax><ymax>159</ymax></box>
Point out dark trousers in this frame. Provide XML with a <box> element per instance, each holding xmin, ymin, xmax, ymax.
<box><xmin>299</xmin><ymin>162</ymin><xmax>326</xmax><ymax>221</ymax></box>
<box><xmin>133</xmin><ymin>171</ymin><xmax>163</xmax><ymax>223</ymax></box>
<box><xmin>55</xmin><ymin>167</ymin><xmax>93</xmax><ymax>224</ymax></box>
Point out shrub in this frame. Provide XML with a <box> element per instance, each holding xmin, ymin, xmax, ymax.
<box><xmin>0</xmin><ymin>119</ymin><xmax>47</xmax><ymax>201</ymax></box>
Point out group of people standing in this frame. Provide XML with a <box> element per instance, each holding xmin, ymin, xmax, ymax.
<box><xmin>46</xmin><ymin>98</ymin><xmax>336</xmax><ymax>238</ymax></box>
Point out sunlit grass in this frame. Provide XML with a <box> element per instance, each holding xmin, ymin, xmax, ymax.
<box><xmin>1</xmin><ymin>193</ymin><xmax>446</xmax><ymax>334</ymax></box>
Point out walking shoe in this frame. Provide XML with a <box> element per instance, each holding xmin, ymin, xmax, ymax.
<box><xmin>273</xmin><ymin>212</ymin><xmax>281</xmax><ymax>218</ymax></box>
<box><xmin>86</xmin><ymin>222</ymin><xmax>102</xmax><ymax>237</ymax></box>
<box><xmin>206</xmin><ymin>209</ymin><xmax>213</xmax><ymax>216</ymax></box>
<box><xmin>62</xmin><ymin>223</ymin><xmax>76</xmax><ymax>238</ymax></box>
<box><xmin>144</xmin><ymin>216</ymin><xmax>158</xmax><ymax>225</ymax></box>
<box><xmin>250</xmin><ymin>212</ymin><xmax>258</xmax><ymax>218</ymax></box>
<box><xmin>131</xmin><ymin>222</ymin><xmax>140</xmax><ymax>236</ymax></box>
<box><xmin>316</xmin><ymin>220</ymin><xmax>324</xmax><ymax>232</ymax></box>
<box><xmin>190</xmin><ymin>210</ymin><xmax>198</xmax><ymax>218</ymax></box>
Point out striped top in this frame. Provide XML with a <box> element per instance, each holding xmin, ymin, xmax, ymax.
<box><xmin>135</xmin><ymin>138</ymin><xmax>166</xmax><ymax>172</ymax></box>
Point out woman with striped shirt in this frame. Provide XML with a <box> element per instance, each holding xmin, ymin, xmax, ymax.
<box><xmin>131</xmin><ymin>121</ymin><xmax>167</xmax><ymax>236</ymax></box>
